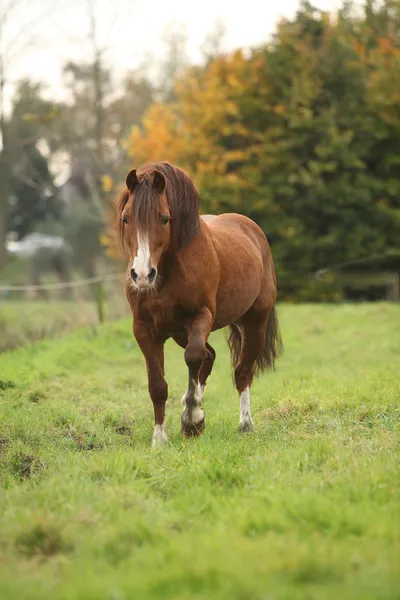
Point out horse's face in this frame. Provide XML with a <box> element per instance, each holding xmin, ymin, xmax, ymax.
<box><xmin>121</xmin><ymin>169</ymin><xmax>171</xmax><ymax>291</ymax></box>
<box><xmin>128</xmin><ymin>193</ymin><xmax>171</xmax><ymax>290</ymax></box>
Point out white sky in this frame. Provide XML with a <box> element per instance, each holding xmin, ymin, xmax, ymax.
<box><xmin>4</xmin><ymin>0</ymin><xmax>353</xmax><ymax>103</ymax></box>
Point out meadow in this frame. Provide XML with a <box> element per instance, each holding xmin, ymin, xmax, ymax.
<box><xmin>0</xmin><ymin>293</ymin><xmax>128</xmax><ymax>352</ymax></box>
<box><xmin>0</xmin><ymin>303</ymin><xmax>399</xmax><ymax>599</ymax></box>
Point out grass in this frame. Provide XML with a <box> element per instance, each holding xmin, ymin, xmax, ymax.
<box><xmin>0</xmin><ymin>303</ymin><xmax>399</xmax><ymax>599</ymax></box>
<box><xmin>0</xmin><ymin>294</ymin><xmax>129</xmax><ymax>352</ymax></box>
<box><xmin>0</xmin><ymin>301</ymin><xmax>99</xmax><ymax>352</ymax></box>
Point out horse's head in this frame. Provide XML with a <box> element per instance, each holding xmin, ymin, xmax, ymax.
<box><xmin>118</xmin><ymin>168</ymin><xmax>170</xmax><ymax>290</ymax></box>
<box><xmin>116</xmin><ymin>162</ymin><xmax>200</xmax><ymax>291</ymax></box>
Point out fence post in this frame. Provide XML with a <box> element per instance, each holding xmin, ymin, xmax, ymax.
<box><xmin>388</xmin><ymin>273</ymin><xmax>400</xmax><ymax>302</ymax></box>
<box><xmin>95</xmin><ymin>278</ymin><xmax>105</xmax><ymax>324</ymax></box>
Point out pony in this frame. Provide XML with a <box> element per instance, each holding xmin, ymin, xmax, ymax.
<box><xmin>116</xmin><ymin>162</ymin><xmax>282</xmax><ymax>445</ymax></box>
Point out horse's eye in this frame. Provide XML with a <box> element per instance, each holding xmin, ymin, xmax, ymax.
<box><xmin>122</xmin><ymin>216</ymin><xmax>128</xmax><ymax>225</ymax></box>
<box><xmin>160</xmin><ymin>215</ymin><xmax>170</xmax><ymax>226</ymax></box>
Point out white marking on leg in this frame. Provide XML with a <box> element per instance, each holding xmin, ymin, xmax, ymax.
<box><xmin>152</xmin><ymin>423</ymin><xmax>168</xmax><ymax>446</ymax></box>
<box><xmin>181</xmin><ymin>378</ymin><xmax>204</xmax><ymax>426</ymax></box>
<box><xmin>133</xmin><ymin>232</ymin><xmax>150</xmax><ymax>280</ymax></box>
<box><xmin>239</xmin><ymin>386</ymin><xmax>254</xmax><ymax>431</ymax></box>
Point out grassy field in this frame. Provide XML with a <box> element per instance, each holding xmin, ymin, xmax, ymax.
<box><xmin>0</xmin><ymin>303</ymin><xmax>399</xmax><ymax>599</ymax></box>
<box><xmin>0</xmin><ymin>295</ymin><xmax>129</xmax><ymax>352</ymax></box>
<box><xmin>0</xmin><ymin>301</ymin><xmax>100</xmax><ymax>352</ymax></box>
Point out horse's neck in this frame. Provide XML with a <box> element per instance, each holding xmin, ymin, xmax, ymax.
<box><xmin>159</xmin><ymin>246</ymin><xmax>185</xmax><ymax>283</ymax></box>
<box><xmin>160</xmin><ymin>225</ymin><xmax>208</xmax><ymax>284</ymax></box>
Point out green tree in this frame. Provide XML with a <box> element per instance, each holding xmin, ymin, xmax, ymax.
<box><xmin>126</xmin><ymin>1</ymin><xmax>400</xmax><ymax>298</ymax></box>
<box><xmin>6</xmin><ymin>80</ymin><xmax>58</xmax><ymax>239</ymax></box>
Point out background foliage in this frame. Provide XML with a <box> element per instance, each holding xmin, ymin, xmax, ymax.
<box><xmin>1</xmin><ymin>1</ymin><xmax>399</xmax><ymax>299</ymax></box>
<box><xmin>127</xmin><ymin>0</ymin><xmax>400</xmax><ymax>298</ymax></box>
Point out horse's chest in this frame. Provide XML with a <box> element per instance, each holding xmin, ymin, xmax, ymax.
<box><xmin>136</xmin><ymin>298</ymin><xmax>190</xmax><ymax>337</ymax></box>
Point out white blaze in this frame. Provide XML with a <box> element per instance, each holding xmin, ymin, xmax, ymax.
<box><xmin>133</xmin><ymin>232</ymin><xmax>150</xmax><ymax>278</ymax></box>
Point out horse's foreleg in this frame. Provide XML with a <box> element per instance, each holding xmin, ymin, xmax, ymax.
<box><xmin>181</xmin><ymin>307</ymin><xmax>213</xmax><ymax>437</ymax></box>
<box><xmin>134</xmin><ymin>323</ymin><xmax>168</xmax><ymax>446</ymax></box>
<box><xmin>199</xmin><ymin>343</ymin><xmax>216</xmax><ymax>388</ymax></box>
<box><xmin>172</xmin><ymin>333</ymin><xmax>216</xmax><ymax>388</ymax></box>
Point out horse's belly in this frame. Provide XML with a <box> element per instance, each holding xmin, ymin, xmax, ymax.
<box><xmin>213</xmin><ymin>251</ymin><xmax>263</xmax><ymax>329</ymax></box>
<box><xmin>213</xmin><ymin>295</ymin><xmax>257</xmax><ymax>329</ymax></box>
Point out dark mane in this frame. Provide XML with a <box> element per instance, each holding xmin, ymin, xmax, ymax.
<box><xmin>134</xmin><ymin>162</ymin><xmax>200</xmax><ymax>250</ymax></box>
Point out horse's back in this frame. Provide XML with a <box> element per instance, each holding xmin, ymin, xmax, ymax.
<box><xmin>204</xmin><ymin>213</ymin><xmax>271</xmax><ymax>261</ymax></box>
<box><xmin>200</xmin><ymin>214</ymin><xmax>218</xmax><ymax>224</ymax></box>
<box><xmin>203</xmin><ymin>212</ymin><xmax>264</xmax><ymax>234</ymax></box>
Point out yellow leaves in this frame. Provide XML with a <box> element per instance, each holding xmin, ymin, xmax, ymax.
<box><xmin>366</xmin><ymin>46</ymin><xmax>400</xmax><ymax>128</ymax></box>
<box><xmin>273</xmin><ymin>104</ymin><xmax>286</xmax><ymax>115</ymax></box>
<box><xmin>101</xmin><ymin>175</ymin><xmax>114</xmax><ymax>193</ymax></box>
<box><xmin>352</xmin><ymin>40</ymin><xmax>366</xmax><ymax>59</ymax></box>
<box><xmin>99</xmin><ymin>232</ymin><xmax>112</xmax><ymax>251</ymax></box>
<box><xmin>126</xmin><ymin>103</ymin><xmax>184</xmax><ymax>165</ymax></box>
<box><xmin>99</xmin><ymin>230</ymin><xmax>123</xmax><ymax>260</ymax></box>
<box><xmin>377</xmin><ymin>37</ymin><xmax>396</xmax><ymax>56</ymax></box>
<box><xmin>23</xmin><ymin>106</ymin><xmax>60</xmax><ymax>124</ymax></box>
<box><xmin>225</xmin><ymin>101</ymin><xmax>239</xmax><ymax>116</ymax></box>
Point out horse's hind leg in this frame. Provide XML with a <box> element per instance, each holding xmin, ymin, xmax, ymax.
<box><xmin>234</xmin><ymin>306</ymin><xmax>271</xmax><ymax>432</ymax></box>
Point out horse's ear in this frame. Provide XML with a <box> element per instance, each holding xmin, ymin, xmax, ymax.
<box><xmin>153</xmin><ymin>170</ymin><xmax>166</xmax><ymax>194</ymax></box>
<box><xmin>126</xmin><ymin>168</ymin><xmax>138</xmax><ymax>191</ymax></box>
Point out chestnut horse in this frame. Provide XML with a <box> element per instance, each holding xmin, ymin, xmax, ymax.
<box><xmin>116</xmin><ymin>162</ymin><xmax>282</xmax><ymax>446</ymax></box>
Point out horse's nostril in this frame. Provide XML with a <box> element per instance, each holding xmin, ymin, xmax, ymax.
<box><xmin>148</xmin><ymin>268</ymin><xmax>157</xmax><ymax>283</ymax></box>
<box><xmin>130</xmin><ymin>268</ymin><xmax>138</xmax><ymax>282</ymax></box>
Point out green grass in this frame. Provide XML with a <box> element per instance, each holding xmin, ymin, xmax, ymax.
<box><xmin>0</xmin><ymin>301</ymin><xmax>98</xmax><ymax>352</ymax></box>
<box><xmin>0</xmin><ymin>303</ymin><xmax>399</xmax><ymax>599</ymax></box>
<box><xmin>0</xmin><ymin>295</ymin><xmax>129</xmax><ymax>352</ymax></box>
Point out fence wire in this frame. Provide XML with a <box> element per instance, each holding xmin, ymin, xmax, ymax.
<box><xmin>0</xmin><ymin>273</ymin><xmax>125</xmax><ymax>293</ymax></box>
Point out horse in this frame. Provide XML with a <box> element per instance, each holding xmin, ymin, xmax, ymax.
<box><xmin>116</xmin><ymin>162</ymin><xmax>282</xmax><ymax>446</ymax></box>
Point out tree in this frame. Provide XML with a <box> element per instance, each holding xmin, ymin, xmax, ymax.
<box><xmin>158</xmin><ymin>26</ymin><xmax>189</xmax><ymax>102</ymax></box>
<box><xmin>0</xmin><ymin>0</ymin><xmax>57</xmax><ymax>267</ymax></box>
<box><xmin>201</xmin><ymin>20</ymin><xmax>226</xmax><ymax>65</ymax></box>
<box><xmin>5</xmin><ymin>80</ymin><xmax>59</xmax><ymax>238</ymax></box>
<box><xmin>126</xmin><ymin>1</ymin><xmax>400</xmax><ymax>298</ymax></box>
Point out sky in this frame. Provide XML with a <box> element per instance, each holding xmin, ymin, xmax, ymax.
<box><xmin>3</xmin><ymin>0</ymin><xmax>352</xmax><ymax>104</ymax></box>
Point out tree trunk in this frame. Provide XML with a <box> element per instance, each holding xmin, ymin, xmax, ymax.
<box><xmin>0</xmin><ymin>50</ymin><xmax>11</xmax><ymax>270</ymax></box>
<box><xmin>0</xmin><ymin>153</ymin><xmax>11</xmax><ymax>269</ymax></box>
<box><xmin>27</xmin><ymin>256</ymin><xmax>46</xmax><ymax>300</ymax></box>
<box><xmin>0</xmin><ymin>193</ymin><xmax>6</xmax><ymax>268</ymax></box>
<box><xmin>51</xmin><ymin>253</ymin><xmax>73</xmax><ymax>300</ymax></box>
<box><xmin>0</xmin><ymin>53</ymin><xmax>8</xmax><ymax>269</ymax></box>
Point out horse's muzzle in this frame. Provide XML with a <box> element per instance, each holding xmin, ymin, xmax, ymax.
<box><xmin>130</xmin><ymin>267</ymin><xmax>157</xmax><ymax>288</ymax></box>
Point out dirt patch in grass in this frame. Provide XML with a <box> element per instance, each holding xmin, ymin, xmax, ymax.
<box><xmin>8</xmin><ymin>451</ymin><xmax>45</xmax><ymax>481</ymax></box>
<box><xmin>28</xmin><ymin>390</ymin><xmax>46</xmax><ymax>404</ymax></box>
<box><xmin>0</xmin><ymin>437</ymin><xmax>9</xmax><ymax>453</ymax></box>
<box><xmin>0</xmin><ymin>378</ymin><xmax>15</xmax><ymax>390</ymax></box>
<box><xmin>16</xmin><ymin>522</ymin><xmax>72</xmax><ymax>558</ymax></box>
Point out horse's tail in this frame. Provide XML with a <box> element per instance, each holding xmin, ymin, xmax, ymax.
<box><xmin>227</xmin><ymin>323</ymin><xmax>242</xmax><ymax>373</ymax></box>
<box><xmin>255</xmin><ymin>305</ymin><xmax>283</xmax><ymax>374</ymax></box>
<box><xmin>227</xmin><ymin>305</ymin><xmax>283</xmax><ymax>376</ymax></box>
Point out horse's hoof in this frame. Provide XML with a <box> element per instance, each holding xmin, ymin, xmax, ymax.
<box><xmin>181</xmin><ymin>417</ymin><xmax>205</xmax><ymax>438</ymax></box>
<box><xmin>152</xmin><ymin>424</ymin><xmax>169</xmax><ymax>447</ymax></box>
<box><xmin>238</xmin><ymin>419</ymin><xmax>254</xmax><ymax>433</ymax></box>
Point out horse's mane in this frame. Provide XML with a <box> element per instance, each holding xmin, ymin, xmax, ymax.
<box><xmin>116</xmin><ymin>162</ymin><xmax>200</xmax><ymax>252</ymax></box>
